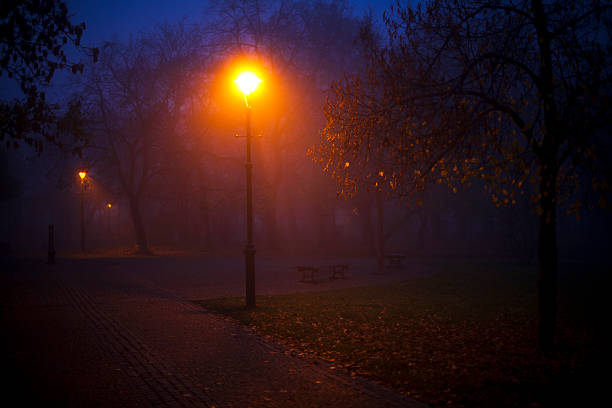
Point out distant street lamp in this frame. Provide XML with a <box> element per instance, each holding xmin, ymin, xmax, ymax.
<box><xmin>106</xmin><ymin>202</ymin><xmax>113</xmax><ymax>239</ymax></box>
<box><xmin>78</xmin><ymin>170</ymin><xmax>87</xmax><ymax>252</ymax></box>
<box><xmin>235</xmin><ymin>70</ymin><xmax>262</xmax><ymax>308</ymax></box>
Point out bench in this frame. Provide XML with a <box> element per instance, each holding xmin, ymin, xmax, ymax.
<box><xmin>330</xmin><ymin>263</ymin><xmax>349</xmax><ymax>280</ymax></box>
<box><xmin>385</xmin><ymin>254</ymin><xmax>406</xmax><ymax>268</ymax></box>
<box><xmin>297</xmin><ymin>266</ymin><xmax>318</xmax><ymax>283</ymax></box>
<box><xmin>297</xmin><ymin>264</ymin><xmax>349</xmax><ymax>283</ymax></box>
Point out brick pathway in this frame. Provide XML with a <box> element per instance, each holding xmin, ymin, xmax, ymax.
<box><xmin>1</xmin><ymin>255</ymin><xmax>429</xmax><ymax>407</ymax></box>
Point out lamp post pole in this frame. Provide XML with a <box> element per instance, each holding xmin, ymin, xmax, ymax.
<box><xmin>79</xmin><ymin>171</ymin><xmax>86</xmax><ymax>253</ymax></box>
<box><xmin>245</xmin><ymin>106</ymin><xmax>256</xmax><ymax>308</ymax></box>
<box><xmin>235</xmin><ymin>70</ymin><xmax>261</xmax><ymax>308</ymax></box>
<box><xmin>80</xmin><ymin>182</ymin><xmax>84</xmax><ymax>252</ymax></box>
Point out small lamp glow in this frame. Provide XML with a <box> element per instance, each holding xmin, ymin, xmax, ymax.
<box><xmin>78</xmin><ymin>171</ymin><xmax>87</xmax><ymax>180</ymax></box>
<box><xmin>107</xmin><ymin>203</ymin><xmax>112</xmax><ymax>208</ymax></box>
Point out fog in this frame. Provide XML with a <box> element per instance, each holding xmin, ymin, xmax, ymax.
<box><xmin>1</xmin><ymin>0</ymin><xmax>610</xmax><ymax>265</ymax></box>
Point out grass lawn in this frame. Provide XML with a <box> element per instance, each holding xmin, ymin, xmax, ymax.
<box><xmin>196</xmin><ymin>261</ymin><xmax>605</xmax><ymax>408</ymax></box>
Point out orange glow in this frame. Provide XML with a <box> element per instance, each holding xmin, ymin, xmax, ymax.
<box><xmin>107</xmin><ymin>203</ymin><xmax>112</xmax><ymax>208</ymax></box>
<box><xmin>78</xmin><ymin>171</ymin><xmax>86</xmax><ymax>180</ymax></box>
<box><xmin>235</xmin><ymin>71</ymin><xmax>262</xmax><ymax>97</ymax></box>
<box><xmin>205</xmin><ymin>56</ymin><xmax>275</xmax><ymax>135</ymax></box>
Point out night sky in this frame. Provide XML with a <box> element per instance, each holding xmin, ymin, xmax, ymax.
<box><xmin>67</xmin><ymin>0</ymin><xmax>396</xmax><ymax>45</ymax></box>
<box><xmin>0</xmin><ymin>1</ymin><xmax>397</xmax><ymax>100</ymax></box>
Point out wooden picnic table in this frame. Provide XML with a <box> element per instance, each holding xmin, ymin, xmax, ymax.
<box><xmin>297</xmin><ymin>263</ymin><xmax>349</xmax><ymax>283</ymax></box>
<box><xmin>385</xmin><ymin>254</ymin><xmax>406</xmax><ymax>268</ymax></box>
<box><xmin>297</xmin><ymin>266</ymin><xmax>318</xmax><ymax>283</ymax></box>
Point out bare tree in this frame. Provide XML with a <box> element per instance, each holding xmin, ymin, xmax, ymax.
<box><xmin>80</xmin><ymin>23</ymin><xmax>210</xmax><ymax>253</ymax></box>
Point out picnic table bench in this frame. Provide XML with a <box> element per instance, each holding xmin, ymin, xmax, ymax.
<box><xmin>297</xmin><ymin>263</ymin><xmax>349</xmax><ymax>283</ymax></box>
<box><xmin>385</xmin><ymin>254</ymin><xmax>406</xmax><ymax>268</ymax></box>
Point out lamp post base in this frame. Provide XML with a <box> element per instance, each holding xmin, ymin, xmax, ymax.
<box><xmin>244</xmin><ymin>244</ymin><xmax>256</xmax><ymax>308</ymax></box>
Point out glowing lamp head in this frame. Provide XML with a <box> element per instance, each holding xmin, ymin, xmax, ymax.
<box><xmin>78</xmin><ymin>171</ymin><xmax>87</xmax><ymax>180</ymax></box>
<box><xmin>107</xmin><ymin>203</ymin><xmax>112</xmax><ymax>208</ymax></box>
<box><xmin>234</xmin><ymin>71</ymin><xmax>262</xmax><ymax>97</ymax></box>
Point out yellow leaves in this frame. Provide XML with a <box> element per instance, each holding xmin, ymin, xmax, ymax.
<box><xmin>344</xmin><ymin>161</ymin><xmax>350</xmax><ymax>168</ymax></box>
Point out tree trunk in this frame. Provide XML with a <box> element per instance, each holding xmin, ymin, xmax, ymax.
<box><xmin>537</xmin><ymin>160</ymin><xmax>559</xmax><ymax>351</ymax></box>
<box><xmin>417</xmin><ymin>212</ymin><xmax>427</xmax><ymax>253</ymax></box>
<box><xmin>312</xmin><ymin>171</ymin><xmax>329</xmax><ymax>252</ymax></box>
<box><xmin>317</xmin><ymin>212</ymin><xmax>328</xmax><ymax>251</ymax></box>
<box><xmin>532</xmin><ymin>0</ymin><xmax>560</xmax><ymax>351</ymax></box>
<box><xmin>376</xmin><ymin>190</ymin><xmax>384</xmax><ymax>274</ymax></box>
<box><xmin>199</xmin><ymin>187</ymin><xmax>211</xmax><ymax>250</ymax></box>
<box><xmin>457</xmin><ymin>209</ymin><xmax>470</xmax><ymax>255</ymax></box>
<box><xmin>286</xmin><ymin>189</ymin><xmax>298</xmax><ymax>253</ymax></box>
<box><xmin>359</xmin><ymin>195</ymin><xmax>375</xmax><ymax>256</ymax></box>
<box><xmin>431</xmin><ymin>210</ymin><xmax>442</xmax><ymax>253</ymax></box>
<box><xmin>264</xmin><ymin>198</ymin><xmax>279</xmax><ymax>250</ymax></box>
<box><xmin>255</xmin><ymin>124</ymin><xmax>282</xmax><ymax>252</ymax></box>
<box><xmin>128</xmin><ymin>194</ymin><xmax>149</xmax><ymax>254</ymax></box>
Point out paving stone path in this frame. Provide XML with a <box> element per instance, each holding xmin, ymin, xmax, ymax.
<box><xmin>1</xmin><ymin>255</ymin><xmax>429</xmax><ymax>407</ymax></box>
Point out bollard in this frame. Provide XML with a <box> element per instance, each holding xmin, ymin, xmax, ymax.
<box><xmin>47</xmin><ymin>224</ymin><xmax>56</xmax><ymax>264</ymax></box>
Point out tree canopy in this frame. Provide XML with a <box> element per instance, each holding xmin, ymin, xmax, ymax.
<box><xmin>0</xmin><ymin>0</ymin><xmax>97</xmax><ymax>153</ymax></box>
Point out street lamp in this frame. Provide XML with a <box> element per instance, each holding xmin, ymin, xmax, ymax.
<box><xmin>235</xmin><ymin>70</ymin><xmax>261</xmax><ymax>308</ymax></box>
<box><xmin>78</xmin><ymin>170</ymin><xmax>87</xmax><ymax>252</ymax></box>
<box><xmin>106</xmin><ymin>202</ymin><xmax>112</xmax><ymax>239</ymax></box>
